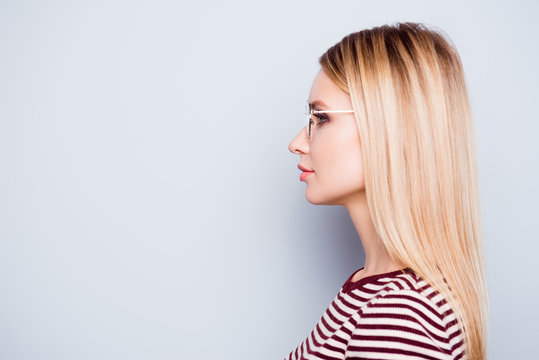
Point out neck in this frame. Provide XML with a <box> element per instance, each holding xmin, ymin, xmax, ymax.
<box><xmin>344</xmin><ymin>192</ymin><xmax>405</xmax><ymax>277</ymax></box>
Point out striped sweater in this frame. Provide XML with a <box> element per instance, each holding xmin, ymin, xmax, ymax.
<box><xmin>285</xmin><ymin>267</ymin><xmax>465</xmax><ymax>360</ymax></box>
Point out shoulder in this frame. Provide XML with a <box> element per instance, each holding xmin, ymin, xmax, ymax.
<box><xmin>353</xmin><ymin>270</ymin><xmax>456</xmax><ymax>325</ymax></box>
<box><xmin>345</xmin><ymin>278</ymin><xmax>464</xmax><ymax>359</ymax></box>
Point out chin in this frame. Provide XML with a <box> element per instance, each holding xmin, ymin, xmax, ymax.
<box><xmin>305</xmin><ymin>190</ymin><xmax>343</xmax><ymax>206</ymax></box>
<box><xmin>305</xmin><ymin>186</ymin><xmax>363</xmax><ymax>206</ymax></box>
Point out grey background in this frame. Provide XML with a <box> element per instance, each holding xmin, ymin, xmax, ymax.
<box><xmin>0</xmin><ymin>0</ymin><xmax>537</xmax><ymax>359</ymax></box>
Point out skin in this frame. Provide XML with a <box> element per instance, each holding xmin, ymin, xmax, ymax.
<box><xmin>288</xmin><ymin>69</ymin><xmax>406</xmax><ymax>282</ymax></box>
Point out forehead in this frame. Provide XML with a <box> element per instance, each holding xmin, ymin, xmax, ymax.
<box><xmin>308</xmin><ymin>69</ymin><xmax>351</xmax><ymax>109</ymax></box>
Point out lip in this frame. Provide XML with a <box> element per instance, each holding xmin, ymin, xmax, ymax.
<box><xmin>297</xmin><ymin>164</ymin><xmax>313</xmax><ymax>172</ymax></box>
<box><xmin>300</xmin><ymin>171</ymin><xmax>314</xmax><ymax>181</ymax></box>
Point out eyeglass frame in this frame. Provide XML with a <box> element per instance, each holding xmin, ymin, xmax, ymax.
<box><xmin>305</xmin><ymin>99</ymin><xmax>355</xmax><ymax>138</ymax></box>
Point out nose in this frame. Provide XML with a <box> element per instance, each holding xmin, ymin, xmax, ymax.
<box><xmin>288</xmin><ymin>126</ymin><xmax>309</xmax><ymax>155</ymax></box>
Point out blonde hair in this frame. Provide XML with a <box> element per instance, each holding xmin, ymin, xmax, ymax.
<box><xmin>319</xmin><ymin>22</ymin><xmax>489</xmax><ymax>359</ymax></box>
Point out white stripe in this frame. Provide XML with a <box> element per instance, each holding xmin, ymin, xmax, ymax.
<box><xmin>451</xmin><ymin>344</ymin><xmax>465</xmax><ymax>359</ymax></box>
<box><xmin>345</xmin><ymin>347</ymin><xmax>450</xmax><ymax>360</ymax></box>
<box><xmin>368</xmin><ymin>280</ymin><xmax>402</xmax><ymax>292</ymax></box>
<box><xmin>342</xmin><ymin>289</ymin><xmax>380</xmax><ymax>305</ymax></box>
<box><xmin>356</xmin><ymin>306</ymin><xmax>447</xmax><ymax>339</ymax></box>
<box><xmin>352</xmin><ymin>327</ymin><xmax>453</xmax><ymax>353</ymax></box>
<box><xmin>327</xmin><ymin>300</ymin><xmax>354</xmax><ymax>323</ymax></box>
<box><xmin>353</xmin><ymin>326</ymin><xmax>449</xmax><ymax>345</ymax></box>
<box><xmin>316</xmin><ymin>341</ymin><xmax>344</xmax><ymax>358</ymax></box>
<box><xmin>336</xmin><ymin>293</ymin><xmax>364</xmax><ymax>312</ymax></box>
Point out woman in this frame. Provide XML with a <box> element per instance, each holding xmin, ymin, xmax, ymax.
<box><xmin>286</xmin><ymin>22</ymin><xmax>489</xmax><ymax>360</ymax></box>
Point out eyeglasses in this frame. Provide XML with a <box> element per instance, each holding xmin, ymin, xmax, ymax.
<box><xmin>305</xmin><ymin>99</ymin><xmax>355</xmax><ymax>138</ymax></box>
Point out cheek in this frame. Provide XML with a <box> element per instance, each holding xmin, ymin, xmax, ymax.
<box><xmin>333</xmin><ymin>147</ymin><xmax>364</xmax><ymax>186</ymax></box>
<box><xmin>311</xmin><ymin>134</ymin><xmax>364</xmax><ymax>188</ymax></box>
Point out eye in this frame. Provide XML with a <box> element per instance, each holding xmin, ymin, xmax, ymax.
<box><xmin>314</xmin><ymin>113</ymin><xmax>329</xmax><ymax>125</ymax></box>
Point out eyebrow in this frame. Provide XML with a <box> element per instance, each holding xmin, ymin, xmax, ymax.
<box><xmin>309</xmin><ymin>99</ymin><xmax>329</xmax><ymax>110</ymax></box>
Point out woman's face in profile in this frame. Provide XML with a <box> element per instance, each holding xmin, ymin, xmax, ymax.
<box><xmin>288</xmin><ymin>69</ymin><xmax>365</xmax><ymax>205</ymax></box>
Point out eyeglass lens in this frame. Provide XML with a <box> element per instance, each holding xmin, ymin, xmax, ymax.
<box><xmin>305</xmin><ymin>100</ymin><xmax>312</xmax><ymax>137</ymax></box>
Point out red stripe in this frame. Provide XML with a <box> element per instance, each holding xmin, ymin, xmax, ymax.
<box><xmin>331</xmin><ymin>300</ymin><xmax>354</xmax><ymax>318</ymax></box>
<box><xmin>398</xmin><ymin>274</ymin><xmax>416</xmax><ymax>289</ymax></box>
<box><xmin>316</xmin><ymin>322</ymin><xmax>329</xmax><ymax>341</ymax></box>
<box><xmin>320</xmin><ymin>313</ymin><xmax>337</xmax><ymax>334</ymax></box>
<box><xmin>326</xmin><ymin>304</ymin><xmax>345</xmax><ymax>326</ymax></box>
<box><xmin>337</xmin><ymin>294</ymin><xmax>361</xmax><ymax>311</ymax></box>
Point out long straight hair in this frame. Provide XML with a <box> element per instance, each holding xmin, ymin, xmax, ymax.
<box><xmin>319</xmin><ymin>22</ymin><xmax>489</xmax><ymax>359</ymax></box>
